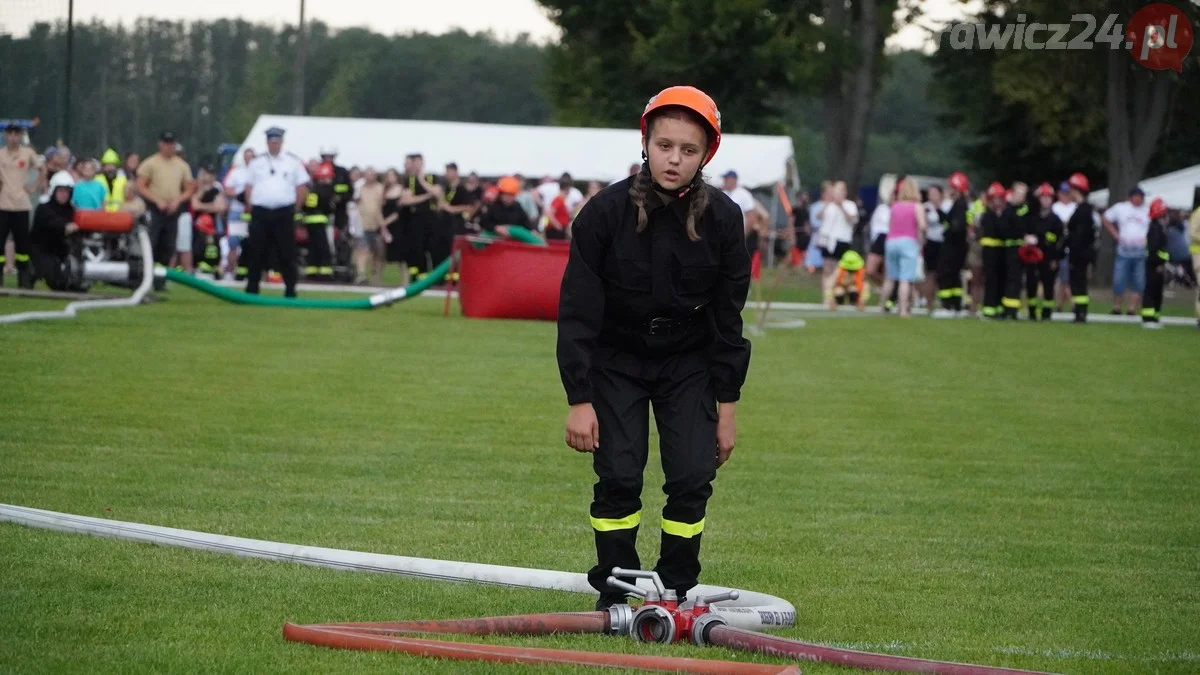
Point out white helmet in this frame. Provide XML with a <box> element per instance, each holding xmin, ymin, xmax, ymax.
<box><xmin>49</xmin><ymin>170</ymin><xmax>75</xmax><ymax>190</ymax></box>
<box><xmin>319</xmin><ymin>146</ymin><xmax>337</xmax><ymax>157</ymax></box>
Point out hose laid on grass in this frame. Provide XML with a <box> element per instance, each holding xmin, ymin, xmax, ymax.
<box><xmin>162</xmin><ymin>225</ymin><xmax>546</xmax><ymax>309</ymax></box>
<box><xmin>0</xmin><ymin>503</ymin><xmax>795</xmax><ymax>632</ymax></box>
<box><xmin>705</xmin><ymin>625</ymin><xmax>1053</xmax><ymax>675</ymax></box>
<box><xmin>283</xmin><ymin>623</ymin><xmax>799</xmax><ymax>674</ymax></box>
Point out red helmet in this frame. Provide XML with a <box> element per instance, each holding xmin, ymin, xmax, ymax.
<box><xmin>1149</xmin><ymin>197</ymin><xmax>1169</xmax><ymax>219</ymax></box>
<box><xmin>1018</xmin><ymin>244</ymin><xmax>1044</xmax><ymax>265</ymax></box>
<box><xmin>1035</xmin><ymin>182</ymin><xmax>1054</xmax><ymax>198</ymax></box>
<box><xmin>1067</xmin><ymin>172</ymin><xmax>1089</xmax><ymax>192</ymax></box>
<box><xmin>986</xmin><ymin>181</ymin><xmax>1006</xmax><ymax>198</ymax></box>
<box><xmin>482</xmin><ymin>184</ymin><xmax>499</xmax><ymax>203</ymax></box>
<box><xmin>641</xmin><ymin>85</ymin><xmax>722</xmax><ymax>165</ymax></box>
<box><xmin>194</xmin><ymin>213</ymin><xmax>215</xmax><ymax>236</ymax></box>
<box><xmin>313</xmin><ymin>162</ymin><xmax>335</xmax><ymax>181</ymax></box>
<box><xmin>948</xmin><ymin>171</ymin><xmax>969</xmax><ymax>193</ymax></box>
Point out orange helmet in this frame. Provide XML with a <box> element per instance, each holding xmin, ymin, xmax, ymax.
<box><xmin>1067</xmin><ymin>172</ymin><xmax>1089</xmax><ymax>192</ymax></box>
<box><xmin>194</xmin><ymin>213</ymin><xmax>215</xmax><ymax>236</ymax></box>
<box><xmin>641</xmin><ymin>86</ymin><xmax>722</xmax><ymax>165</ymax></box>
<box><xmin>948</xmin><ymin>171</ymin><xmax>969</xmax><ymax>193</ymax></box>
<box><xmin>1035</xmin><ymin>182</ymin><xmax>1054</xmax><ymax>198</ymax></box>
<box><xmin>1149</xmin><ymin>197</ymin><xmax>1168</xmax><ymax>219</ymax></box>
<box><xmin>497</xmin><ymin>176</ymin><xmax>521</xmax><ymax>196</ymax></box>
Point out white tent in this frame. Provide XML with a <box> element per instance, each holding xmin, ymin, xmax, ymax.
<box><xmin>236</xmin><ymin>115</ymin><xmax>798</xmax><ymax>190</ymax></box>
<box><xmin>1089</xmin><ymin>164</ymin><xmax>1200</xmax><ymax>210</ymax></box>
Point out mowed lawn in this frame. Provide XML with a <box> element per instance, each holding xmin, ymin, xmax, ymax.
<box><xmin>1</xmin><ymin>284</ymin><xmax>1198</xmax><ymax>675</ymax></box>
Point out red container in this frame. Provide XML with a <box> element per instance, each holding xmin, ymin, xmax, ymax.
<box><xmin>454</xmin><ymin>237</ymin><xmax>569</xmax><ymax>321</ymax></box>
<box><xmin>74</xmin><ymin>210</ymin><xmax>133</xmax><ymax>233</ymax></box>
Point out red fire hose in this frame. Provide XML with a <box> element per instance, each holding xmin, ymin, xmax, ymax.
<box><xmin>284</xmin><ymin>613</ymin><xmax>800</xmax><ymax>674</ymax></box>
<box><xmin>704</xmin><ymin>625</ymin><xmax>1052</xmax><ymax>675</ymax></box>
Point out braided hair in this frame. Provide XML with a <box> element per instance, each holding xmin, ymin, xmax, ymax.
<box><xmin>629</xmin><ymin>109</ymin><xmax>711</xmax><ymax>242</ymax></box>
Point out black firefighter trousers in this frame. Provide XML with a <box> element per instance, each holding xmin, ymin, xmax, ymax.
<box><xmin>246</xmin><ymin>206</ymin><xmax>298</xmax><ymax>297</ymax></box>
<box><xmin>587</xmin><ymin>348</ymin><xmax>718</xmax><ymax>601</ymax></box>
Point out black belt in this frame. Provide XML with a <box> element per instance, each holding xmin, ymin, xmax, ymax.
<box><xmin>640</xmin><ymin>304</ymin><xmax>708</xmax><ymax>336</ymax></box>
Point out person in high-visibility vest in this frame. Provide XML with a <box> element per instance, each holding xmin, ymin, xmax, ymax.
<box><xmin>97</xmin><ymin>148</ymin><xmax>128</xmax><ymax>212</ymax></box>
<box><xmin>301</xmin><ymin>162</ymin><xmax>336</xmax><ymax>280</ymax></box>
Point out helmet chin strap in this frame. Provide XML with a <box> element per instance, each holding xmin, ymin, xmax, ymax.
<box><xmin>641</xmin><ymin>156</ymin><xmax>696</xmax><ymax>200</ymax></box>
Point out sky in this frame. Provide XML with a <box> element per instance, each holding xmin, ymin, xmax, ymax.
<box><xmin>1</xmin><ymin>0</ymin><xmax>975</xmax><ymax>51</ymax></box>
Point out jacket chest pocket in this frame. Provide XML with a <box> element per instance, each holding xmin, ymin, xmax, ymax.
<box><xmin>675</xmin><ymin>262</ymin><xmax>718</xmax><ymax>295</ymax></box>
<box><xmin>603</xmin><ymin>255</ymin><xmax>652</xmax><ymax>292</ymax></box>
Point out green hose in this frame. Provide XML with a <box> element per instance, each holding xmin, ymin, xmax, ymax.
<box><xmin>164</xmin><ymin>225</ymin><xmax>545</xmax><ymax>309</ymax></box>
<box><xmin>164</xmin><ymin>270</ymin><xmax>374</xmax><ymax>308</ymax></box>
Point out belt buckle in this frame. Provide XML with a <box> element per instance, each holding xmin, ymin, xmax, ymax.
<box><xmin>647</xmin><ymin>317</ymin><xmax>667</xmax><ymax>335</ymax></box>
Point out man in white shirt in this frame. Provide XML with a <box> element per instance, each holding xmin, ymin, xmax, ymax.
<box><xmin>721</xmin><ymin>170</ymin><xmax>756</xmax><ymax>234</ymax></box>
<box><xmin>817</xmin><ymin>181</ymin><xmax>859</xmax><ymax>305</ymax></box>
<box><xmin>243</xmin><ymin>127</ymin><xmax>309</xmax><ymax>297</ymax></box>
<box><xmin>1102</xmin><ymin>186</ymin><xmax>1151</xmax><ymax>314</ymax></box>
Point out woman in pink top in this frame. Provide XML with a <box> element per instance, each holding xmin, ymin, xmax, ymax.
<box><xmin>881</xmin><ymin>177</ymin><xmax>927</xmax><ymax>317</ymax></box>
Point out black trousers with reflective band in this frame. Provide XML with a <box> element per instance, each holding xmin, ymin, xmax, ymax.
<box><xmin>982</xmin><ymin>246</ymin><xmax>1005</xmax><ymax>315</ymax></box>
<box><xmin>587</xmin><ymin>348</ymin><xmax>717</xmax><ymax>599</ymax></box>
<box><xmin>1024</xmin><ymin>261</ymin><xmax>1057</xmax><ymax>318</ymax></box>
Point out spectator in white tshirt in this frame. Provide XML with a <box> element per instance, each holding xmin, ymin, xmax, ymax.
<box><xmin>721</xmin><ymin>170</ymin><xmax>756</xmax><ymax>233</ymax></box>
<box><xmin>222</xmin><ymin>148</ymin><xmax>256</xmax><ymax>279</ymax></box>
<box><xmin>817</xmin><ymin>180</ymin><xmax>859</xmax><ymax>305</ymax></box>
<box><xmin>1102</xmin><ymin>185</ymin><xmax>1151</xmax><ymax>315</ymax></box>
<box><xmin>535</xmin><ymin>175</ymin><xmax>561</xmax><ymax>226</ymax></box>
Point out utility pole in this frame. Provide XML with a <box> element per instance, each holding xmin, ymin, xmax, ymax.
<box><xmin>63</xmin><ymin>0</ymin><xmax>75</xmax><ymax>144</ymax></box>
<box><xmin>293</xmin><ymin>0</ymin><xmax>306</xmax><ymax>115</ymax></box>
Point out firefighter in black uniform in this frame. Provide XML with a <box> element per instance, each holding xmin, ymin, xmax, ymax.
<box><xmin>30</xmin><ymin>171</ymin><xmax>83</xmax><ymax>291</ymax></box>
<box><xmin>557</xmin><ymin>86</ymin><xmax>751</xmax><ymax>610</ymax></box>
<box><xmin>401</xmin><ymin>153</ymin><xmax>441</xmax><ymax>279</ymax></box>
<box><xmin>318</xmin><ymin>147</ymin><xmax>352</xmax><ymax>229</ymax></box>
<box><xmin>936</xmin><ymin>171</ymin><xmax>971</xmax><ymax>313</ymax></box>
<box><xmin>978</xmin><ymin>181</ymin><xmax>1008</xmax><ymax>318</ymax></box>
<box><xmin>999</xmin><ymin>182</ymin><xmax>1029</xmax><ymax>319</ymax></box>
<box><xmin>436</xmin><ymin>162</ymin><xmax>475</xmax><ymax>267</ymax></box>
<box><xmin>1141</xmin><ymin>197</ymin><xmax>1170</xmax><ymax>329</ymax></box>
<box><xmin>1021</xmin><ymin>183</ymin><xmax>1065</xmax><ymax>321</ymax></box>
<box><xmin>301</xmin><ymin>162</ymin><xmax>336</xmax><ymax>280</ymax></box>
<box><xmin>1063</xmin><ymin>172</ymin><xmax>1096</xmax><ymax>323</ymax></box>
<box><xmin>477</xmin><ymin>176</ymin><xmax>531</xmax><ymax>234</ymax></box>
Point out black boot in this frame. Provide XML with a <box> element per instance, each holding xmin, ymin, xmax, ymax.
<box><xmin>1073</xmin><ymin>305</ymin><xmax>1087</xmax><ymax>323</ymax></box>
<box><xmin>595</xmin><ymin>593</ymin><xmax>629</xmax><ymax>611</ymax></box>
<box><xmin>1041</xmin><ymin>307</ymin><xmax>1053</xmax><ymax>322</ymax></box>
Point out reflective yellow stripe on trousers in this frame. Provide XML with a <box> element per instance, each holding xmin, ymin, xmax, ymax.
<box><xmin>591</xmin><ymin>512</ymin><xmax>641</xmax><ymax>532</ymax></box>
<box><xmin>661</xmin><ymin>518</ymin><xmax>705</xmax><ymax>539</ymax></box>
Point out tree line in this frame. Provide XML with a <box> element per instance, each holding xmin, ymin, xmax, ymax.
<box><xmin>2</xmin><ymin>0</ymin><xmax>1196</xmax><ymax>198</ymax></box>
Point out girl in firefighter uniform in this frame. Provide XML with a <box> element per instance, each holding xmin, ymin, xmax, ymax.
<box><xmin>557</xmin><ymin>86</ymin><xmax>751</xmax><ymax>610</ymax></box>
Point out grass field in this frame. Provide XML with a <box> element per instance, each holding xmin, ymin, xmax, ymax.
<box><xmin>2</xmin><ymin>279</ymin><xmax>1199</xmax><ymax>674</ymax></box>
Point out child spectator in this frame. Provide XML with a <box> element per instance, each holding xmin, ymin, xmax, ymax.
<box><xmin>71</xmin><ymin>158</ymin><xmax>107</xmax><ymax>210</ymax></box>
